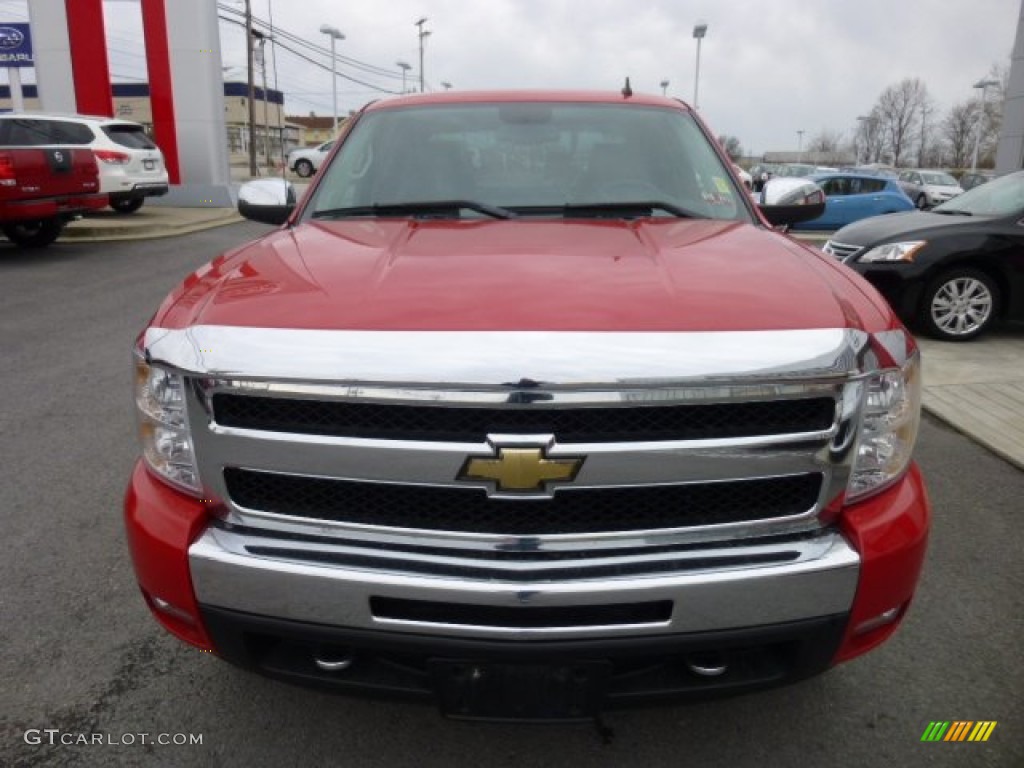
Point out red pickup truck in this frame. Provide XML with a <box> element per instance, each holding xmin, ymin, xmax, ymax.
<box><xmin>0</xmin><ymin>145</ymin><xmax>106</xmax><ymax>247</ymax></box>
<box><xmin>126</xmin><ymin>91</ymin><xmax>929</xmax><ymax>721</ymax></box>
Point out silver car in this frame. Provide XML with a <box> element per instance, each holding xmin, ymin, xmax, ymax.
<box><xmin>897</xmin><ymin>169</ymin><xmax>963</xmax><ymax>210</ymax></box>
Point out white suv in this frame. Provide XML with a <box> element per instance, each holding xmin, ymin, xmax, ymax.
<box><xmin>0</xmin><ymin>114</ymin><xmax>169</xmax><ymax>213</ymax></box>
<box><xmin>287</xmin><ymin>140</ymin><xmax>334</xmax><ymax>178</ymax></box>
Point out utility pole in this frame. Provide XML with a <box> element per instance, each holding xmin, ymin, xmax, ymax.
<box><xmin>254</xmin><ymin>31</ymin><xmax>271</xmax><ymax>167</ymax></box>
<box><xmin>245</xmin><ymin>0</ymin><xmax>258</xmax><ymax>176</ymax></box>
<box><xmin>416</xmin><ymin>17</ymin><xmax>430</xmax><ymax>92</ymax></box>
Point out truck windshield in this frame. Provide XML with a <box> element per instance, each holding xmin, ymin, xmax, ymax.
<box><xmin>307</xmin><ymin>102</ymin><xmax>750</xmax><ymax>222</ymax></box>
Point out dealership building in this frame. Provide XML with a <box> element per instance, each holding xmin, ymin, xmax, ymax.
<box><xmin>0</xmin><ymin>81</ymin><xmax>303</xmax><ymax>167</ymax></box>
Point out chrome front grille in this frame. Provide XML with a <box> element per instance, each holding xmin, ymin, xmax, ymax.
<box><xmin>210</xmin><ymin>393</ymin><xmax>837</xmax><ymax>443</ymax></box>
<box><xmin>223</xmin><ymin>467</ymin><xmax>824</xmax><ymax>535</ymax></box>
<box><xmin>822</xmin><ymin>240</ymin><xmax>863</xmax><ymax>262</ymax></box>
<box><xmin>147</xmin><ymin>326</ymin><xmax>875</xmax><ymax>581</ymax></box>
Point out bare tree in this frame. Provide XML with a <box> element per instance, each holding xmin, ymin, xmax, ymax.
<box><xmin>873</xmin><ymin>78</ymin><xmax>929</xmax><ymax>166</ymax></box>
<box><xmin>854</xmin><ymin>110</ymin><xmax>886</xmax><ymax>164</ymax></box>
<box><xmin>808</xmin><ymin>129</ymin><xmax>843</xmax><ymax>154</ymax></box>
<box><xmin>804</xmin><ymin>129</ymin><xmax>845</xmax><ymax>164</ymax></box>
<box><xmin>942</xmin><ymin>101</ymin><xmax>976</xmax><ymax>169</ymax></box>
<box><xmin>716</xmin><ymin>134</ymin><xmax>743</xmax><ymax>161</ymax></box>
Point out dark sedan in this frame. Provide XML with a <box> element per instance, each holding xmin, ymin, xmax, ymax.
<box><xmin>823</xmin><ymin>170</ymin><xmax>1024</xmax><ymax>340</ymax></box>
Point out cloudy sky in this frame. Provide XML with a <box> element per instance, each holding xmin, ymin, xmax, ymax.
<box><xmin>0</xmin><ymin>0</ymin><xmax>1019</xmax><ymax>154</ymax></box>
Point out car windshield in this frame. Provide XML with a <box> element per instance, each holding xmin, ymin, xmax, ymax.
<box><xmin>921</xmin><ymin>172</ymin><xmax>958</xmax><ymax>186</ymax></box>
<box><xmin>933</xmin><ymin>171</ymin><xmax>1024</xmax><ymax>216</ymax></box>
<box><xmin>307</xmin><ymin>102</ymin><xmax>750</xmax><ymax>222</ymax></box>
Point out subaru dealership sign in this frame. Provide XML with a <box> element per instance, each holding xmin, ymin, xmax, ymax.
<box><xmin>0</xmin><ymin>23</ymin><xmax>33</xmax><ymax>67</ymax></box>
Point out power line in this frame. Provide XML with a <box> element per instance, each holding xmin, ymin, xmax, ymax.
<box><xmin>217</xmin><ymin>3</ymin><xmax>405</xmax><ymax>82</ymax></box>
<box><xmin>217</xmin><ymin>13</ymin><xmax>400</xmax><ymax>95</ymax></box>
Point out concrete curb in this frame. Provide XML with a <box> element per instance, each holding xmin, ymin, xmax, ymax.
<box><xmin>63</xmin><ymin>209</ymin><xmax>244</xmax><ymax>242</ymax></box>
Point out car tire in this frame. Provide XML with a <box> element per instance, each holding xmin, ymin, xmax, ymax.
<box><xmin>2</xmin><ymin>219</ymin><xmax>64</xmax><ymax>248</ymax></box>
<box><xmin>110</xmin><ymin>196</ymin><xmax>145</xmax><ymax>214</ymax></box>
<box><xmin>918</xmin><ymin>268</ymin><xmax>999</xmax><ymax>341</ymax></box>
<box><xmin>915</xmin><ymin>194</ymin><xmax>928</xmax><ymax>210</ymax></box>
<box><xmin>294</xmin><ymin>159</ymin><xmax>314</xmax><ymax>178</ymax></box>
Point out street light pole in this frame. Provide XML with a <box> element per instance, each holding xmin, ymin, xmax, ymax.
<box><xmin>416</xmin><ymin>18</ymin><xmax>430</xmax><ymax>93</ymax></box>
<box><xmin>856</xmin><ymin>115</ymin><xmax>872</xmax><ymax>164</ymax></box>
<box><xmin>252</xmin><ymin>29</ymin><xmax>271</xmax><ymax>167</ymax></box>
<box><xmin>319</xmin><ymin>24</ymin><xmax>345</xmax><ymax>135</ymax></box>
<box><xmin>692</xmin><ymin>22</ymin><xmax>707</xmax><ymax>110</ymax></box>
<box><xmin>396</xmin><ymin>61</ymin><xmax>411</xmax><ymax>94</ymax></box>
<box><xmin>970</xmin><ymin>78</ymin><xmax>1000</xmax><ymax>172</ymax></box>
<box><xmin>796</xmin><ymin>129</ymin><xmax>805</xmax><ymax>163</ymax></box>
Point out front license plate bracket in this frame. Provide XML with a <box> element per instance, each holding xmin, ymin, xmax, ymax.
<box><xmin>429</xmin><ymin>659</ymin><xmax>611</xmax><ymax>722</ymax></box>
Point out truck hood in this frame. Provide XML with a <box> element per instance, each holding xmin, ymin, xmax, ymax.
<box><xmin>160</xmin><ymin>218</ymin><xmax>871</xmax><ymax>332</ymax></box>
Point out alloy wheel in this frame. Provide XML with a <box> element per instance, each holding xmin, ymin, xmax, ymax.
<box><xmin>930</xmin><ymin>276</ymin><xmax>994</xmax><ymax>337</ymax></box>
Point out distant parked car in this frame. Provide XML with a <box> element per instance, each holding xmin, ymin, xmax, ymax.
<box><xmin>790</xmin><ymin>172</ymin><xmax>914</xmax><ymax>231</ymax></box>
<box><xmin>897</xmin><ymin>169</ymin><xmax>963</xmax><ymax>210</ymax></box>
<box><xmin>733</xmin><ymin>164</ymin><xmax>753</xmax><ymax>190</ymax></box>
<box><xmin>287</xmin><ymin>140</ymin><xmax>334</xmax><ymax>177</ymax></box>
<box><xmin>823</xmin><ymin>169</ymin><xmax>1024</xmax><ymax>340</ymax></box>
<box><xmin>0</xmin><ymin>113</ymin><xmax>169</xmax><ymax>214</ymax></box>
<box><xmin>958</xmin><ymin>171</ymin><xmax>995</xmax><ymax>191</ymax></box>
<box><xmin>775</xmin><ymin>163</ymin><xmax>817</xmax><ymax>178</ymax></box>
<box><xmin>748</xmin><ymin>163</ymin><xmax>778</xmax><ymax>192</ymax></box>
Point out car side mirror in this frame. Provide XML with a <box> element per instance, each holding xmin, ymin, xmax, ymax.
<box><xmin>757</xmin><ymin>178</ymin><xmax>826</xmax><ymax>227</ymax></box>
<box><xmin>238</xmin><ymin>178</ymin><xmax>296</xmax><ymax>226</ymax></box>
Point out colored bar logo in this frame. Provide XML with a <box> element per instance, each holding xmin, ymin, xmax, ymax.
<box><xmin>921</xmin><ymin>721</ymin><xmax>997</xmax><ymax>742</ymax></box>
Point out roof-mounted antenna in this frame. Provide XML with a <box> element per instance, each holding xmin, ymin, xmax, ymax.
<box><xmin>621</xmin><ymin>77</ymin><xmax>633</xmax><ymax>98</ymax></box>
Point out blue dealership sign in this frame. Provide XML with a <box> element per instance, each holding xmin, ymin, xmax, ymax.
<box><xmin>0</xmin><ymin>23</ymin><xmax>33</xmax><ymax>67</ymax></box>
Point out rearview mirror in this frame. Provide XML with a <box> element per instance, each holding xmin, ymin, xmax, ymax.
<box><xmin>758</xmin><ymin>178</ymin><xmax>826</xmax><ymax>227</ymax></box>
<box><xmin>238</xmin><ymin>178</ymin><xmax>296</xmax><ymax>226</ymax></box>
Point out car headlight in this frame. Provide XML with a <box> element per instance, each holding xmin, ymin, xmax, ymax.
<box><xmin>847</xmin><ymin>353</ymin><xmax>921</xmax><ymax>501</ymax></box>
<box><xmin>134</xmin><ymin>355</ymin><xmax>201</xmax><ymax>494</ymax></box>
<box><xmin>857</xmin><ymin>241</ymin><xmax>926</xmax><ymax>263</ymax></box>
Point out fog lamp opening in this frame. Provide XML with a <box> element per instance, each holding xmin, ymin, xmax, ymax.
<box><xmin>853</xmin><ymin>604</ymin><xmax>903</xmax><ymax>636</ymax></box>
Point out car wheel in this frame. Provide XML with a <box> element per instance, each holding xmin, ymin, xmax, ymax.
<box><xmin>295</xmin><ymin>159</ymin><xmax>314</xmax><ymax>178</ymax></box>
<box><xmin>915</xmin><ymin>194</ymin><xmax>928</xmax><ymax>210</ymax></box>
<box><xmin>918</xmin><ymin>269</ymin><xmax>999</xmax><ymax>341</ymax></box>
<box><xmin>110</xmin><ymin>196</ymin><xmax>145</xmax><ymax>214</ymax></box>
<box><xmin>2</xmin><ymin>219</ymin><xmax>64</xmax><ymax>248</ymax></box>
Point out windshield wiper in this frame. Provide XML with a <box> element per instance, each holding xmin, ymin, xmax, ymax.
<box><xmin>931</xmin><ymin>209</ymin><xmax>973</xmax><ymax>216</ymax></box>
<box><xmin>512</xmin><ymin>201</ymin><xmax>702</xmax><ymax>219</ymax></box>
<box><xmin>312</xmin><ymin>200</ymin><xmax>514</xmax><ymax>220</ymax></box>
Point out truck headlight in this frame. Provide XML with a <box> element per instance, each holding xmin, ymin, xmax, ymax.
<box><xmin>135</xmin><ymin>356</ymin><xmax>201</xmax><ymax>494</ymax></box>
<box><xmin>847</xmin><ymin>353</ymin><xmax>921</xmax><ymax>501</ymax></box>
<box><xmin>857</xmin><ymin>241</ymin><xmax>926</xmax><ymax>263</ymax></box>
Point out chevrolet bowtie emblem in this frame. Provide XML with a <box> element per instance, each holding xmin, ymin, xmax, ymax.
<box><xmin>457</xmin><ymin>447</ymin><xmax>584</xmax><ymax>493</ymax></box>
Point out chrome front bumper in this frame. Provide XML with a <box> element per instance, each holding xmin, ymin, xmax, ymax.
<box><xmin>190</xmin><ymin>525</ymin><xmax>860</xmax><ymax>641</ymax></box>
